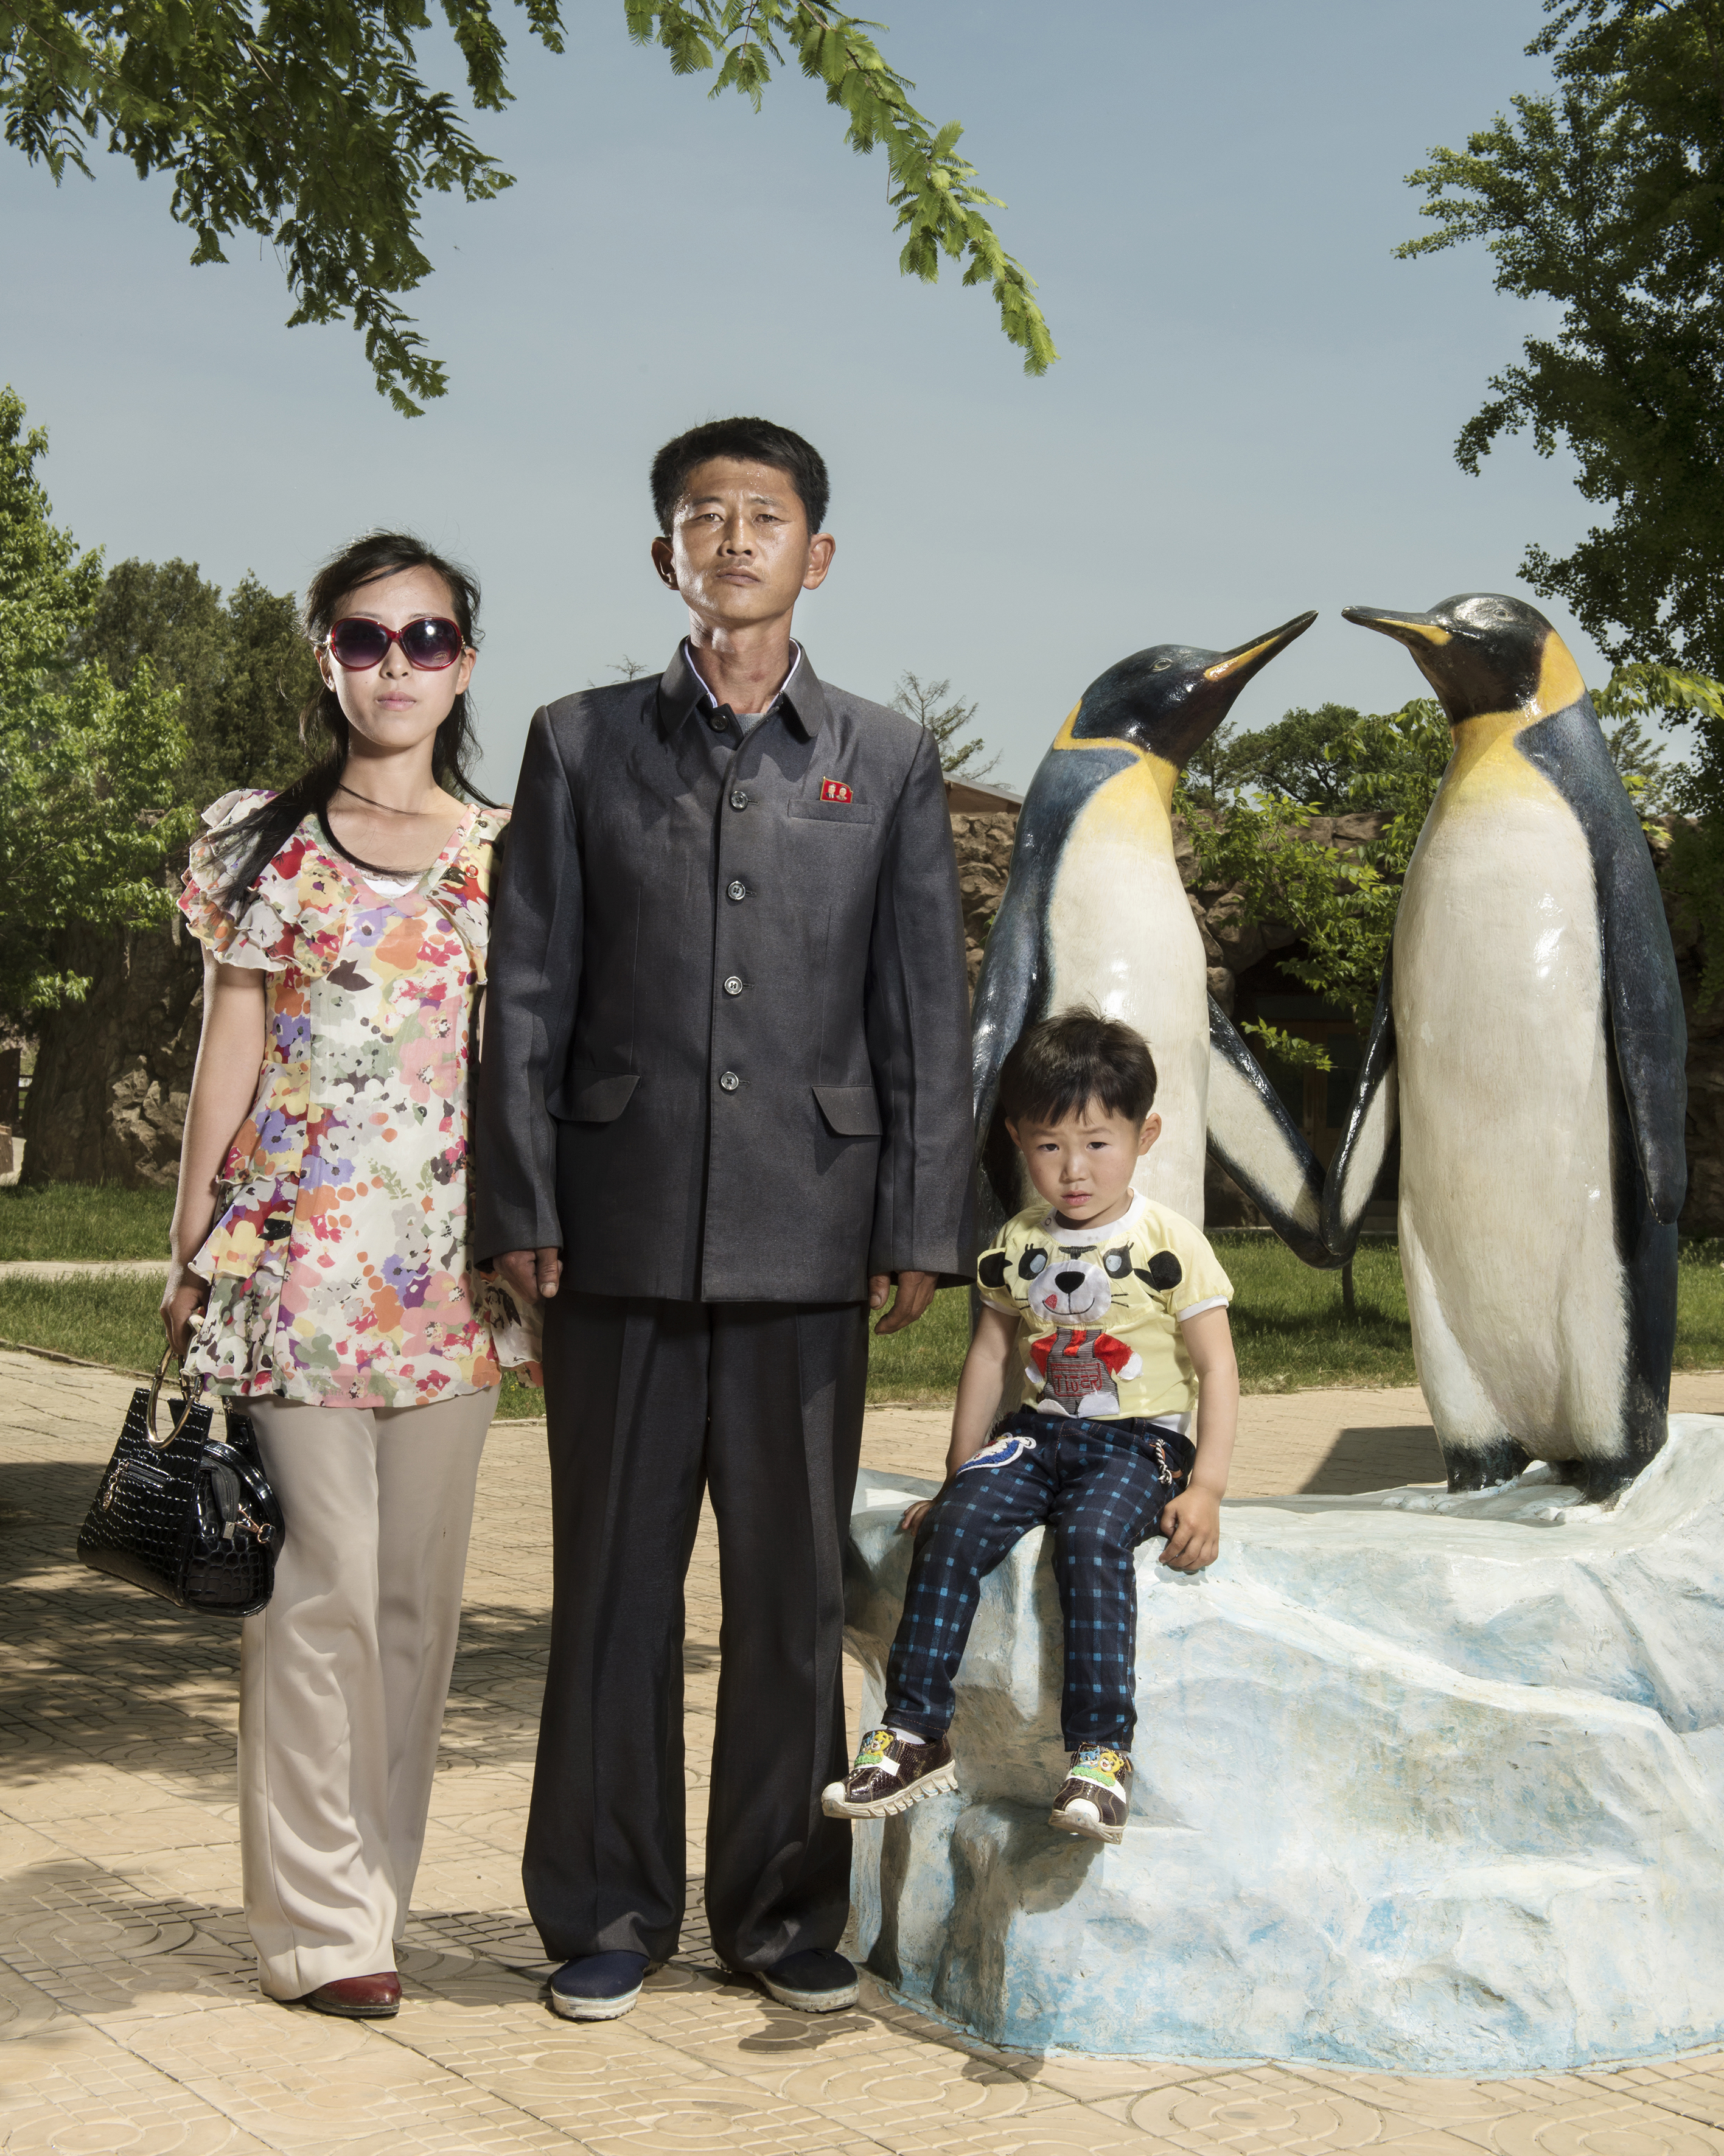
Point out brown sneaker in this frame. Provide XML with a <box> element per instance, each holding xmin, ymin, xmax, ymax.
<box><xmin>822</xmin><ymin>1727</ymin><xmax>956</xmax><ymax>1818</ymax></box>
<box><xmin>1048</xmin><ymin>1745</ymin><xmax>1132</xmax><ymax>1843</ymax></box>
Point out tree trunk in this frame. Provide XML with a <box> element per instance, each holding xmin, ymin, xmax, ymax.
<box><xmin>21</xmin><ymin>919</ymin><xmax>204</xmax><ymax>1187</ymax></box>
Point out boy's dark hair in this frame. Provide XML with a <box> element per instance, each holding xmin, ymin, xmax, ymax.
<box><xmin>650</xmin><ymin>417</ymin><xmax>829</xmax><ymax>537</ymax></box>
<box><xmin>999</xmin><ymin>1008</ymin><xmax>1159</xmax><ymax>1128</ymax></box>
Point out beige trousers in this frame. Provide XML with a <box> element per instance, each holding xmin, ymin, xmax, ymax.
<box><xmin>239</xmin><ymin>1389</ymin><xmax>496</xmax><ymax>1999</ymax></box>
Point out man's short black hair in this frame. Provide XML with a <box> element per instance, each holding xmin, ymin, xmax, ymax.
<box><xmin>998</xmin><ymin>1008</ymin><xmax>1159</xmax><ymax>1128</ymax></box>
<box><xmin>650</xmin><ymin>417</ymin><xmax>829</xmax><ymax>537</ymax></box>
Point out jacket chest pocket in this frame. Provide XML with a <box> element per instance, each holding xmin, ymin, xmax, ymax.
<box><xmin>785</xmin><ymin>797</ymin><xmax>877</xmax><ymax>829</ymax></box>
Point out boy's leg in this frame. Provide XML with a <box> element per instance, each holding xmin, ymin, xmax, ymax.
<box><xmin>1044</xmin><ymin>1429</ymin><xmax>1179</xmax><ymax>1751</ymax></box>
<box><xmin>884</xmin><ymin>1434</ymin><xmax>1055</xmax><ymax>1740</ymax></box>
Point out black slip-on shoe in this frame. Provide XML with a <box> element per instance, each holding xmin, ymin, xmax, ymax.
<box><xmin>755</xmin><ymin>1948</ymin><xmax>859</xmax><ymax>2013</ymax></box>
<box><xmin>548</xmin><ymin>1950</ymin><xmax>653</xmax><ymax>2022</ymax></box>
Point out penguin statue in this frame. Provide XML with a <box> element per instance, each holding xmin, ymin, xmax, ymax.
<box><xmin>1329</xmin><ymin>593</ymin><xmax>1686</xmax><ymax>1497</ymax></box>
<box><xmin>972</xmin><ymin>612</ymin><xmax>1340</xmax><ymax>1267</ymax></box>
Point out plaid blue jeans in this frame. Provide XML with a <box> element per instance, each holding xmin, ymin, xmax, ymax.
<box><xmin>885</xmin><ymin>1408</ymin><xmax>1196</xmax><ymax>1751</ymax></box>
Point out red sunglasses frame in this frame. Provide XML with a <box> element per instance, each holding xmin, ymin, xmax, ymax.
<box><xmin>324</xmin><ymin>615</ymin><xmax>470</xmax><ymax>672</ymax></box>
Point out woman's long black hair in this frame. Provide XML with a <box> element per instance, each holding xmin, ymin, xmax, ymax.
<box><xmin>210</xmin><ymin>531</ymin><xmax>497</xmax><ymax>896</ymax></box>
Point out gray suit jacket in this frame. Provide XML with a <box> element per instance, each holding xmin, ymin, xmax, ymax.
<box><xmin>474</xmin><ymin>643</ymin><xmax>974</xmax><ymax>1302</ymax></box>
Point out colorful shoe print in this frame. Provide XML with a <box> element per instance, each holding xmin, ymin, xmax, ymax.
<box><xmin>1048</xmin><ymin>1745</ymin><xmax>1133</xmax><ymax>1843</ymax></box>
<box><xmin>821</xmin><ymin>1727</ymin><xmax>957</xmax><ymax>1818</ymax></box>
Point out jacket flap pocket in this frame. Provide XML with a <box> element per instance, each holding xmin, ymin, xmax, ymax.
<box><xmin>787</xmin><ymin>796</ymin><xmax>877</xmax><ymax>826</ymax></box>
<box><xmin>555</xmin><ymin>1072</ymin><xmax>640</xmax><ymax>1123</ymax></box>
<box><xmin>813</xmin><ymin>1084</ymin><xmax>882</xmax><ymax>1137</ymax></box>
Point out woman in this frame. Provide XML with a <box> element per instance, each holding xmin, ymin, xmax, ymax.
<box><xmin>162</xmin><ymin>531</ymin><xmax>533</xmax><ymax>2018</ymax></box>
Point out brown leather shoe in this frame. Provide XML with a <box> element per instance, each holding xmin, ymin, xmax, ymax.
<box><xmin>299</xmin><ymin>1972</ymin><xmax>401</xmax><ymax>2018</ymax></box>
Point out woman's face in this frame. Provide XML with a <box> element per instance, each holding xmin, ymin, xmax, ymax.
<box><xmin>317</xmin><ymin>565</ymin><xmax>476</xmax><ymax>759</ymax></box>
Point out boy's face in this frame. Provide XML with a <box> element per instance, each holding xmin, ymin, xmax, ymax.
<box><xmin>1007</xmin><ymin>1098</ymin><xmax>1161</xmax><ymax>1225</ymax></box>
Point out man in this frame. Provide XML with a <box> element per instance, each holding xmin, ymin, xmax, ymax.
<box><xmin>476</xmin><ymin>416</ymin><xmax>973</xmax><ymax>2022</ymax></box>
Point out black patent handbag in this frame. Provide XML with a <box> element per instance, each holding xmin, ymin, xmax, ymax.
<box><xmin>77</xmin><ymin>1347</ymin><xmax>286</xmax><ymax>1617</ymax></box>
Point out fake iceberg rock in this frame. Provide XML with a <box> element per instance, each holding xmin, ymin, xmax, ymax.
<box><xmin>843</xmin><ymin>1417</ymin><xmax>1724</xmax><ymax>2073</ymax></box>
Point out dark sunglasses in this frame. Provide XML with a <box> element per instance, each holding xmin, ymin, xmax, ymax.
<box><xmin>324</xmin><ymin>615</ymin><xmax>468</xmax><ymax>672</ymax></box>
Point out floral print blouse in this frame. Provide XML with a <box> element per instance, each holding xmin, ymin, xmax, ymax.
<box><xmin>178</xmin><ymin>789</ymin><xmax>534</xmax><ymax>1407</ymax></box>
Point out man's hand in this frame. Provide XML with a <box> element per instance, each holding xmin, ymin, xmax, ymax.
<box><xmin>1159</xmin><ymin>1485</ymin><xmax>1221</xmax><ymax>1572</ymax></box>
<box><xmin>869</xmin><ymin>1268</ymin><xmax>938</xmax><ymax>1335</ymax></box>
<box><xmin>496</xmin><ymin>1247</ymin><xmax>562</xmax><ymax>1307</ymax></box>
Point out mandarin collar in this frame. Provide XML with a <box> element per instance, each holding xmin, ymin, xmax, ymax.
<box><xmin>654</xmin><ymin>639</ymin><xmax>826</xmax><ymax>744</ymax></box>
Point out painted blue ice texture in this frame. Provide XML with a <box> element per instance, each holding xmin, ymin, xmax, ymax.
<box><xmin>843</xmin><ymin>1419</ymin><xmax>1724</xmax><ymax>2071</ymax></box>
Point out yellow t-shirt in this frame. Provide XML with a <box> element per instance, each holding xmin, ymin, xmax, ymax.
<box><xmin>977</xmin><ymin>1191</ymin><xmax>1234</xmax><ymax>1423</ymax></box>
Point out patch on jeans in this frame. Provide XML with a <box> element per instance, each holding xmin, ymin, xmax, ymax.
<box><xmin>956</xmin><ymin>1431</ymin><xmax>1036</xmax><ymax>1475</ymax></box>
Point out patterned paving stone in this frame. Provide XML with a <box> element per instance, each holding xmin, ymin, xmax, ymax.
<box><xmin>7</xmin><ymin>1346</ymin><xmax>1724</xmax><ymax>2155</ymax></box>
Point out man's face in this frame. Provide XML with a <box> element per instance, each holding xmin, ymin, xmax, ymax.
<box><xmin>651</xmin><ymin>457</ymin><xmax>834</xmax><ymax>630</ymax></box>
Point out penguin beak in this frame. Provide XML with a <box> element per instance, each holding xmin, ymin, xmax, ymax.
<box><xmin>1341</xmin><ymin>605</ymin><xmax>1453</xmax><ymax>651</ymax></box>
<box><xmin>1201</xmin><ymin>610</ymin><xmax>1320</xmax><ymax>688</ymax></box>
<box><xmin>1148</xmin><ymin>610</ymin><xmax>1317</xmax><ymax>767</ymax></box>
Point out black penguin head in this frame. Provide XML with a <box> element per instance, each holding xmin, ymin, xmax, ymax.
<box><xmin>1067</xmin><ymin>611</ymin><xmax>1317</xmax><ymax>769</ymax></box>
<box><xmin>1341</xmin><ymin>593</ymin><xmax>1582</xmax><ymax>725</ymax></box>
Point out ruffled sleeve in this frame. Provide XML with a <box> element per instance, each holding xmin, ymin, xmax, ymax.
<box><xmin>426</xmin><ymin>806</ymin><xmax>511</xmax><ymax>983</ymax></box>
<box><xmin>179</xmin><ymin>790</ymin><xmax>355</xmax><ymax>979</ymax></box>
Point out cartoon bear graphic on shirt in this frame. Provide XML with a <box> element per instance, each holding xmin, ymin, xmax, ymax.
<box><xmin>1021</xmin><ymin>1247</ymin><xmax>1142</xmax><ymax>1417</ymax></box>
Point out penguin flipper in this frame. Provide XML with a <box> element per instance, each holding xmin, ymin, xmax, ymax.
<box><xmin>1520</xmin><ymin>705</ymin><xmax>1687</xmax><ymax>1221</ymax></box>
<box><xmin>1323</xmin><ymin>946</ymin><xmax>1398</xmax><ymax>1264</ymax></box>
<box><xmin>969</xmin><ymin>877</ymin><xmax>1042</xmax><ymax>1247</ymax></box>
<box><xmin>1205</xmin><ymin>997</ymin><xmax>1336</xmax><ymax>1269</ymax></box>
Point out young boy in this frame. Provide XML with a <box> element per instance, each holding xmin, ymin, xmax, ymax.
<box><xmin>823</xmin><ymin>1008</ymin><xmax>1239</xmax><ymax>1844</ymax></box>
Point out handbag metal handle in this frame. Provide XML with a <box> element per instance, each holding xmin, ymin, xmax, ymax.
<box><xmin>146</xmin><ymin>1342</ymin><xmax>194</xmax><ymax>1450</ymax></box>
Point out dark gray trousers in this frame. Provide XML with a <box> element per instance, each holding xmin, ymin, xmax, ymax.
<box><xmin>524</xmin><ymin>1291</ymin><xmax>868</xmax><ymax>1970</ymax></box>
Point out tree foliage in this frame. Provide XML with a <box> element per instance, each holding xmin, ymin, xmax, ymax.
<box><xmin>1</xmin><ymin>0</ymin><xmax>1053</xmax><ymax>414</ymax></box>
<box><xmin>1178</xmin><ymin>700</ymin><xmax>1451</xmax><ymax>1071</ymax></box>
<box><xmin>1399</xmin><ymin>0</ymin><xmax>1724</xmax><ymax>677</ymax></box>
<box><xmin>888</xmin><ymin>669</ymin><xmax>998</xmax><ymax>781</ymax></box>
<box><xmin>0</xmin><ymin>388</ymin><xmax>192</xmax><ymax>1028</ymax></box>
<box><xmin>79</xmin><ymin>555</ymin><xmax>319</xmax><ymax>808</ymax></box>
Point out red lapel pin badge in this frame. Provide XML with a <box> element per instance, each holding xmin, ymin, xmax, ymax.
<box><xmin>820</xmin><ymin>778</ymin><xmax>854</xmax><ymax>803</ymax></box>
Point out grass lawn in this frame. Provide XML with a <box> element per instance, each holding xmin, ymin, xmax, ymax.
<box><xmin>4</xmin><ymin>1186</ymin><xmax>1722</xmax><ymax>1419</ymax></box>
<box><xmin>0</xmin><ymin>1182</ymin><xmax>176</xmax><ymax>1261</ymax></box>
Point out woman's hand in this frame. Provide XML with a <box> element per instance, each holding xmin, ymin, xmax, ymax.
<box><xmin>160</xmin><ymin>1260</ymin><xmax>210</xmax><ymax>1361</ymax></box>
<box><xmin>898</xmin><ymin>1499</ymin><xmax>934</xmax><ymax>1535</ymax></box>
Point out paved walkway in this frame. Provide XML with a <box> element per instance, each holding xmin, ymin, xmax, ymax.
<box><xmin>6</xmin><ymin>1348</ymin><xmax>1724</xmax><ymax>2154</ymax></box>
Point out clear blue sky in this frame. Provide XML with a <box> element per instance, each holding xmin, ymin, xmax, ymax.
<box><xmin>1</xmin><ymin>0</ymin><xmax>1621</xmax><ymax>794</ymax></box>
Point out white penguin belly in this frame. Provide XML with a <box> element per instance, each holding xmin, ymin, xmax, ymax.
<box><xmin>1395</xmin><ymin>783</ymin><xmax>1625</xmax><ymax>1454</ymax></box>
<box><xmin>1045</xmin><ymin>779</ymin><xmax>1209</xmax><ymax>1222</ymax></box>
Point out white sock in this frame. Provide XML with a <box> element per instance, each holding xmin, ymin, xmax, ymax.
<box><xmin>885</xmin><ymin>1724</ymin><xmax>929</xmax><ymax>1746</ymax></box>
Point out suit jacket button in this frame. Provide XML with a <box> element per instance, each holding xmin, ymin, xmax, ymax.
<box><xmin>727</xmin><ymin>879</ymin><xmax>747</xmax><ymax>902</ymax></box>
<box><xmin>719</xmin><ymin>1070</ymin><xmax>741</xmax><ymax>1092</ymax></box>
<box><xmin>729</xmin><ymin>789</ymin><xmax>749</xmax><ymax>810</ymax></box>
<box><xmin>723</xmin><ymin>975</ymin><xmax>744</xmax><ymax>997</ymax></box>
